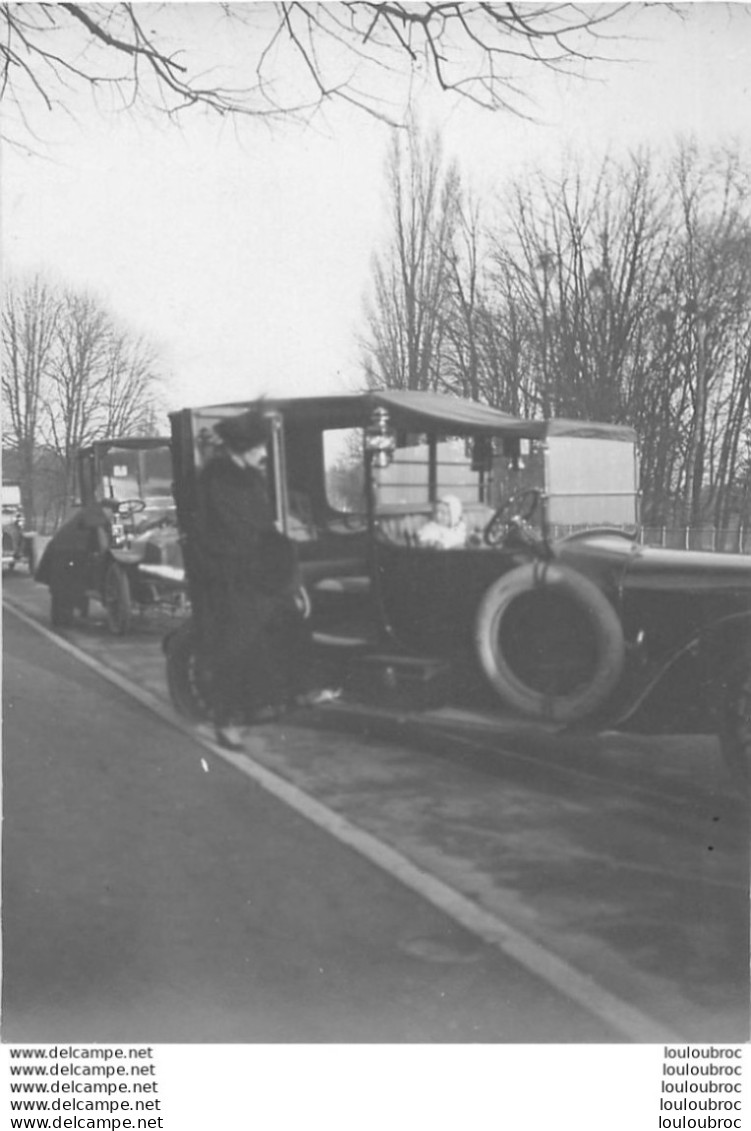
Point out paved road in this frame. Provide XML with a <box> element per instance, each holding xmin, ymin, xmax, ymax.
<box><xmin>3</xmin><ymin>576</ymin><xmax>749</xmax><ymax>1043</ymax></box>
<box><xmin>3</xmin><ymin>610</ymin><xmax>624</xmax><ymax>1043</ymax></box>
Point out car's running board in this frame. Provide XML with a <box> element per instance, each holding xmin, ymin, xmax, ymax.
<box><xmin>137</xmin><ymin>564</ymin><xmax>186</xmax><ymax>585</ymax></box>
<box><xmin>313</xmin><ymin>576</ymin><xmax>371</xmax><ymax>594</ymax></box>
<box><xmin>311</xmin><ymin>631</ymin><xmax>373</xmax><ymax>648</ymax></box>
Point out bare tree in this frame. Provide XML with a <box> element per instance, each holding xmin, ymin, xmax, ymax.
<box><xmin>100</xmin><ymin>329</ymin><xmax>163</xmax><ymax>439</ymax></box>
<box><xmin>362</xmin><ymin>121</ymin><xmax>461</xmax><ymax>390</ymax></box>
<box><xmin>1</xmin><ymin>274</ymin><xmax>60</xmax><ymax>523</ymax></box>
<box><xmin>357</xmin><ymin>139</ymin><xmax>747</xmax><ymax>527</ymax></box>
<box><xmin>484</xmin><ymin>146</ymin><xmax>751</xmax><ymax>527</ymax></box>
<box><xmin>44</xmin><ymin>290</ymin><xmax>112</xmax><ymax>497</ymax></box>
<box><xmin>664</xmin><ymin>144</ymin><xmax>751</xmax><ymax>525</ymax></box>
<box><xmin>2</xmin><ymin>276</ymin><xmax>163</xmax><ymax>525</ymax></box>
<box><xmin>440</xmin><ymin>192</ymin><xmax>485</xmax><ymax>401</ymax></box>
<box><xmin>42</xmin><ymin>288</ymin><xmax>163</xmax><ymax>501</ymax></box>
<box><xmin>1</xmin><ymin>2</ymin><xmax>636</xmax><ymax>144</ymax></box>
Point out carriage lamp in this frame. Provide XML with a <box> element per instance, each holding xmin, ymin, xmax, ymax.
<box><xmin>365</xmin><ymin>407</ymin><xmax>396</xmax><ymax>469</ymax></box>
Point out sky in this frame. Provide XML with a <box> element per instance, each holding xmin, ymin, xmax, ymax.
<box><xmin>4</xmin><ymin>2</ymin><xmax>751</xmax><ymax>420</ymax></box>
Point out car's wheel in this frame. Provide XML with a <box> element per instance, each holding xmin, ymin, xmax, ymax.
<box><xmin>720</xmin><ymin>664</ymin><xmax>751</xmax><ymax>794</ymax></box>
<box><xmin>104</xmin><ymin>562</ymin><xmax>132</xmax><ymax>635</ymax></box>
<box><xmin>50</xmin><ymin>584</ymin><xmax>75</xmax><ymax>628</ymax></box>
<box><xmin>474</xmin><ymin>561</ymin><xmax>626</xmax><ymax>723</ymax></box>
<box><xmin>164</xmin><ymin>620</ymin><xmax>212</xmax><ymax>722</ymax></box>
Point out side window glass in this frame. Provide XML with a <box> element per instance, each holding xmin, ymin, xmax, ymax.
<box><xmin>323</xmin><ymin>429</ymin><xmax>365</xmax><ymax>514</ymax></box>
<box><xmin>375</xmin><ymin>435</ymin><xmax>490</xmax><ymax>509</ymax></box>
<box><xmin>376</xmin><ymin>433</ymin><xmax>430</xmax><ymax>508</ymax></box>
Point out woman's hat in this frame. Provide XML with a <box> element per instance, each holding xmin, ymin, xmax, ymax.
<box><xmin>214</xmin><ymin>410</ymin><xmax>267</xmax><ymax>452</ymax></box>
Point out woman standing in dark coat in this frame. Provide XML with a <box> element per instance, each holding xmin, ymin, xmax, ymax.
<box><xmin>196</xmin><ymin>410</ymin><xmax>307</xmax><ymax>749</ymax></box>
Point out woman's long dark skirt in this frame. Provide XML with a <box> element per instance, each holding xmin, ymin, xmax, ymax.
<box><xmin>202</xmin><ymin>573</ymin><xmax>309</xmax><ymax>725</ymax></box>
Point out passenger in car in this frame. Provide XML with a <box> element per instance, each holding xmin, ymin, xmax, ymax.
<box><xmin>416</xmin><ymin>495</ymin><xmax>468</xmax><ymax>550</ymax></box>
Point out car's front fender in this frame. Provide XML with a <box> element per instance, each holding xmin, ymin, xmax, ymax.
<box><xmin>609</xmin><ymin>608</ymin><xmax>751</xmax><ymax>732</ymax></box>
<box><xmin>109</xmin><ymin>548</ymin><xmax>145</xmax><ymax>567</ymax></box>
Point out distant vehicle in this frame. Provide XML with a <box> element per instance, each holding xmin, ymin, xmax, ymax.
<box><xmin>2</xmin><ymin>482</ymin><xmax>27</xmax><ymax>572</ymax></box>
<box><xmin>163</xmin><ymin>391</ymin><xmax>751</xmax><ymax>788</ymax></box>
<box><xmin>35</xmin><ymin>438</ymin><xmax>185</xmax><ymax>633</ymax></box>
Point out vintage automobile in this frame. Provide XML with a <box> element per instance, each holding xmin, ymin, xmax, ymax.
<box><xmin>163</xmin><ymin>391</ymin><xmax>751</xmax><ymax>787</ymax></box>
<box><xmin>35</xmin><ymin>437</ymin><xmax>185</xmax><ymax>633</ymax></box>
<box><xmin>2</xmin><ymin>482</ymin><xmax>27</xmax><ymax>572</ymax></box>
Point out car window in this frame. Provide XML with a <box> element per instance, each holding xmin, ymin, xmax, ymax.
<box><xmin>323</xmin><ymin>429</ymin><xmax>365</xmax><ymax>514</ymax></box>
<box><xmin>376</xmin><ymin>434</ymin><xmax>492</xmax><ymax>510</ymax></box>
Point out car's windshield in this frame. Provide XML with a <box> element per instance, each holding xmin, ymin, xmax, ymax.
<box><xmin>375</xmin><ymin>433</ymin><xmax>496</xmax><ymax>512</ymax></box>
<box><xmin>100</xmin><ymin>445</ymin><xmax>173</xmax><ymax>504</ymax></box>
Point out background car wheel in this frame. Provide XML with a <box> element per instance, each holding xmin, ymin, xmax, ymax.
<box><xmin>474</xmin><ymin>561</ymin><xmax>626</xmax><ymax>724</ymax></box>
<box><xmin>165</xmin><ymin>620</ymin><xmax>212</xmax><ymax>722</ymax></box>
<box><xmin>50</xmin><ymin>585</ymin><xmax>75</xmax><ymax>628</ymax></box>
<box><xmin>720</xmin><ymin>665</ymin><xmax>751</xmax><ymax>794</ymax></box>
<box><xmin>104</xmin><ymin>562</ymin><xmax>132</xmax><ymax>635</ymax></box>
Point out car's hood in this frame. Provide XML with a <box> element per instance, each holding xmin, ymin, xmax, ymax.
<box><xmin>556</xmin><ymin>534</ymin><xmax>751</xmax><ymax>594</ymax></box>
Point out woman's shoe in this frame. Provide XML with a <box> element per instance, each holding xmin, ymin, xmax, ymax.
<box><xmin>214</xmin><ymin>724</ymin><xmax>246</xmax><ymax>751</ymax></box>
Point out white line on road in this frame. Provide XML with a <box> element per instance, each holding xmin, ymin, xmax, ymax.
<box><xmin>5</xmin><ymin>598</ymin><xmax>684</xmax><ymax>1043</ymax></box>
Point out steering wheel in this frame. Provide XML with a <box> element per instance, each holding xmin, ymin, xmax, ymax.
<box><xmin>483</xmin><ymin>488</ymin><xmax>542</xmax><ymax>548</ymax></box>
<box><xmin>115</xmin><ymin>498</ymin><xmax>147</xmax><ymax>518</ymax></box>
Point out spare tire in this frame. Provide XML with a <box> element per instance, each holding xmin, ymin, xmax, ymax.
<box><xmin>474</xmin><ymin>561</ymin><xmax>626</xmax><ymax>723</ymax></box>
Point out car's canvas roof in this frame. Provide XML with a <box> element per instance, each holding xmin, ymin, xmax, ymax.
<box><xmin>80</xmin><ymin>436</ymin><xmax>171</xmax><ymax>454</ymax></box>
<box><xmin>181</xmin><ymin>390</ymin><xmax>637</xmax><ymax>443</ymax></box>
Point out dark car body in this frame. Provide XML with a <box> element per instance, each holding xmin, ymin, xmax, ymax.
<box><xmin>35</xmin><ymin>437</ymin><xmax>185</xmax><ymax>633</ymax></box>
<box><xmin>2</xmin><ymin>483</ymin><xmax>26</xmax><ymax>572</ymax></box>
<box><xmin>164</xmin><ymin>391</ymin><xmax>751</xmax><ymax>784</ymax></box>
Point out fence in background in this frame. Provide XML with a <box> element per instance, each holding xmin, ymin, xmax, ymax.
<box><xmin>640</xmin><ymin>526</ymin><xmax>750</xmax><ymax>554</ymax></box>
<box><xmin>551</xmin><ymin>523</ymin><xmax>750</xmax><ymax>554</ymax></box>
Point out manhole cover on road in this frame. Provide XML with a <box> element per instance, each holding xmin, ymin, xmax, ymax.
<box><xmin>398</xmin><ymin>934</ymin><xmax>484</xmax><ymax>963</ymax></box>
